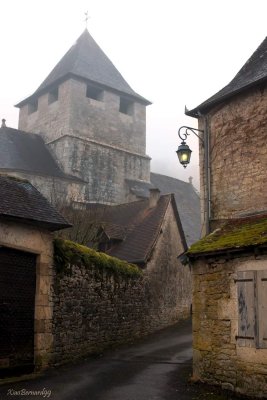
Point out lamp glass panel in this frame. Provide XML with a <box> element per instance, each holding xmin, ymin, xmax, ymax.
<box><xmin>181</xmin><ymin>152</ymin><xmax>189</xmax><ymax>162</ymax></box>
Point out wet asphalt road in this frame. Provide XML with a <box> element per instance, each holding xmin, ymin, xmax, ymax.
<box><xmin>0</xmin><ymin>318</ymin><xmax>242</xmax><ymax>400</ymax></box>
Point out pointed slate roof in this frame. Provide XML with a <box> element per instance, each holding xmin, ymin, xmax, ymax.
<box><xmin>187</xmin><ymin>37</ymin><xmax>267</xmax><ymax>117</ymax></box>
<box><xmin>17</xmin><ymin>29</ymin><xmax>150</xmax><ymax>107</ymax></box>
<box><xmin>0</xmin><ymin>126</ymin><xmax>82</xmax><ymax>182</ymax></box>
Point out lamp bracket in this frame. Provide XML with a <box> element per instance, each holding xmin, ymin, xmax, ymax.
<box><xmin>178</xmin><ymin>126</ymin><xmax>204</xmax><ymax>143</ymax></box>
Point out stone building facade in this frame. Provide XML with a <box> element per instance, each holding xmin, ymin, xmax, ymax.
<box><xmin>192</xmin><ymin>254</ymin><xmax>267</xmax><ymax>398</ymax></box>
<box><xmin>0</xmin><ymin>176</ymin><xmax>70</xmax><ymax>374</ymax></box>
<box><xmin>205</xmin><ymin>87</ymin><xmax>266</xmax><ymax>221</ymax></box>
<box><xmin>187</xmin><ymin>37</ymin><xmax>267</xmax><ymax>233</ymax></box>
<box><xmin>0</xmin><ymin>29</ymin><xmax>201</xmax><ymax>243</ymax></box>
<box><xmin>49</xmin><ymin>133</ymin><xmax>150</xmax><ymax>204</ymax></box>
<box><xmin>196</xmin><ymin>85</ymin><xmax>267</xmax><ymax>231</ymax></box>
<box><xmin>187</xmin><ymin>215</ymin><xmax>267</xmax><ymax>398</ymax></box>
<box><xmin>185</xmin><ymin>37</ymin><xmax>267</xmax><ymax>397</ymax></box>
<box><xmin>15</xmin><ymin>30</ymin><xmax>151</xmax><ymax>205</ymax></box>
<box><xmin>193</xmin><ymin>255</ymin><xmax>267</xmax><ymax>398</ymax></box>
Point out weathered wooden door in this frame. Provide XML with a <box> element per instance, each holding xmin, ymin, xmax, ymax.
<box><xmin>0</xmin><ymin>247</ymin><xmax>36</xmax><ymax>376</ymax></box>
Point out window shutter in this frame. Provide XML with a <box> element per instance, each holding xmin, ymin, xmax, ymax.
<box><xmin>236</xmin><ymin>271</ymin><xmax>257</xmax><ymax>347</ymax></box>
<box><xmin>257</xmin><ymin>270</ymin><xmax>267</xmax><ymax>349</ymax></box>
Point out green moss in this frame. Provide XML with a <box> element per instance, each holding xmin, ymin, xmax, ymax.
<box><xmin>0</xmin><ymin>174</ymin><xmax>29</xmax><ymax>183</ymax></box>
<box><xmin>187</xmin><ymin>216</ymin><xmax>267</xmax><ymax>255</ymax></box>
<box><xmin>54</xmin><ymin>238</ymin><xmax>142</xmax><ymax>278</ymax></box>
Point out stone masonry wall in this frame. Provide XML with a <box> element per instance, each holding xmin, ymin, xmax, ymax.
<box><xmin>51</xmin><ymin>266</ymin><xmax>146</xmax><ymax>365</ymax></box>
<box><xmin>18</xmin><ymin>77</ymin><xmax>150</xmax><ymax>205</ymax></box>
<box><xmin>68</xmin><ymin>79</ymin><xmax>147</xmax><ymax>155</ymax></box>
<box><xmin>49</xmin><ymin>135</ymin><xmax>150</xmax><ymax>204</ymax></box>
<box><xmin>199</xmin><ymin>86</ymin><xmax>267</xmax><ymax>229</ymax></box>
<box><xmin>18</xmin><ymin>80</ymin><xmax>72</xmax><ymax>143</ymax></box>
<box><xmin>51</xmin><ymin>220</ymin><xmax>191</xmax><ymax>365</ymax></box>
<box><xmin>18</xmin><ymin>78</ymin><xmax>147</xmax><ymax>156</ymax></box>
<box><xmin>193</xmin><ymin>254</ymin><xmax>267</xmax><ymax>398</ymax></box>
<box><xmin>145</xmin><ymin>204</ymin><xmax>192</xmax><ymax>328</ymax></box>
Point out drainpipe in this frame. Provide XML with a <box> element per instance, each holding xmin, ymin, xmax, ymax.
<box><xmin>203</xmin><ymin>116</ymin><xmax>211</xmax><ymax>234</ymax></box>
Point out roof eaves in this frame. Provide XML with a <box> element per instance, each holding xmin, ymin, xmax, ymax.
<box><xmin>15</xmin><ymin>73</ymin><xmax>152</xmax><ymax>108</ymax></box>
<box><xmin>0</xmin><ymin>214</ymin><xmax>72</xmax><ymax>232</ymax></box>
<box><xmin>0</xmin><ymin>166</ymin><xmax>84</xmax><ymax>183</ymax></box>
<box><xmin>127</xmin><ymin>259</ymin><xmax>146</xmax><ymax>267</ymax></box>
<box><xmin>15</xmin><ymin>74</ymin><xmax>72</xmax><ymax>108</ymax></box>
<box><xmin>187</xmin><ymin>244</ymin><xmax>267</xmax><ymax>260</ymax></box>
<box><xmin>186</xmin><ymin>76</ymin><xmax>267</xmax><ymax>117</ymax></box>
<box><xmin>186</xmin><ymin>216</ymin><xmax>267</xmax><ymax>258</ymax></box>
<box><xmin>170</xmin><ymin>193</ymin><xmax>188</xmax><ymax>251</ymax></box>
<box><xmin>144</xmin><ymin>195</ymin><xmax>173</xmax><ymax>263</ymax></box>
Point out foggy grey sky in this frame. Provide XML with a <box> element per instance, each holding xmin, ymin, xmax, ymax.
<box><xmin>0</xmin><ymin>0</ymin><xmax>266</xmax><ymax>190</ymax></box>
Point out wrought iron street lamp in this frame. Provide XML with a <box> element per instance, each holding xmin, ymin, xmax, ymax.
<box><xmin>176</xmin><ymin>126</ymin><xmax>204</xmax><ymax>168</ymax></box>
<box><xmin>176</xmin><ymin>123</ymin><xmax>211</xmax><ymax>234</ymax></box>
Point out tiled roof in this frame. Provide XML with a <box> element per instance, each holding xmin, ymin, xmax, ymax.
<box><xmin>187</xmin><ymin>37</ymin><xmax>267</xmax><ymax>117</ymax></box>
<box><xmin>150</xmin><ymin>173</ymin><xmax>201</xmax><ymax>246</ymax></box>
<box><xmin>89</xmin><ymin>194</ymin><xmax>186</xmax><ymax>264</ymax></box>
<box><xmin>101</xmin><ymin>224</ymin><xmax>127</xmax><ymax>241</ymax></box>
<box><xmin>126</xmin><ymin>179</ymin><xmax>156</xmax><ymax>198</ymax></box>
<box><xmin>0</xmin><ymin>126</ymin><xmax>81</xmax><ymax>181</ymax></box>
<box><xmin>0</xmin><ymin>176</ymin><xmax>71</xmax><ymax>231</ymax></box>
<box><xmin>187</xmin><ymin>214</ymin><xmax>267</xmax><ymax>257</ymax></box>
<box><xmin>17</xmin><ymin>29</ymin><xmax>150</xmax><ymax>107</ymax></box>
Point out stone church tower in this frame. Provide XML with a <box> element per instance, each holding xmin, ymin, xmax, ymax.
<box><xmin>16</xmin><ymin>29</ymin><xmax>152</xmax><ymax>204</ymax></box>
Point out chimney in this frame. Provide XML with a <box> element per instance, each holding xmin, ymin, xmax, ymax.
<box><xmin>149</xmin><ymin>188</ymin><xmax>160</xmax><ymax>208</ymax></box>
<box><xmin>1</xmin><ymin>119</ymin><xmax>6</xmax><ymax>128</ymax></box>
<box><xmin>189</xmin><ymin>176</ymin><xmax>193</xmax><ymax>185</ymax></box>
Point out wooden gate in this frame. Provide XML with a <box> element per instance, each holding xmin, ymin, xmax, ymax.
<box><xmin>0</xmin><ymin>247</ymin><xmax>36</xmax><ymax>376</ymax></box>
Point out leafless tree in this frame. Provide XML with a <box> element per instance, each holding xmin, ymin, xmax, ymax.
<box><xmin>49</xmin><ymin>178</ymin><xmax>114</xmax><ymax>246</ymax></box>
<box><xmin>55</xmin><ymin>204</ymin><xmax>108</xmax><ymax>247</ymax></box>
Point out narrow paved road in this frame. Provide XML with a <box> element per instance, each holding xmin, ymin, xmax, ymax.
<box><xmin>0</xmin><ymin>319</ymin><xmax>240</xmax><ymax>400</ymax></box>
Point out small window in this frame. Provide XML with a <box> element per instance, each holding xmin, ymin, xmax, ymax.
<box><xmin>119</xmin><ymin>97</ymin><xmax>134</xmax><ymax>115</ymax></box>
<box><xmin>28</xmin><ymin>99</ymin><xmax>38</xmax><ymax>114</ymax></box>
<box><xmin>48</xmin><ymin>87</ymin><xmax>59</xmax><ymax>104</ymax></box>
<box><xmin>86</xmin><ymin>85</ymin><xmax>103</xmax><ymax>101</ymax></box>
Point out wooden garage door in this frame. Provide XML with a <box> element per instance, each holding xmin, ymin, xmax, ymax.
<box><xmin>0</xmin><ymin>247</ymin><xmax>36</xmax><ymax>376</ymax></box>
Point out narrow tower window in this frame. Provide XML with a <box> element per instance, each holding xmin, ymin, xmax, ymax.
<box><xmin>119</xmin><ymin>97</ymin><xmax>134</xmax><ymax>115</ymax></box>
<box><xmin>86</xmin><ymin>85</ymin><xmax>103</xmax><ymax>101</ymax></box>
<box><xmin>48</xmin><ymin>87</ymin><xmax>59</xmax><ymax>104</ymax></box>
<box><xmin>28</xmin><ymin>99</ymin><xmax>38</xmax><ymax>114</ymax></box>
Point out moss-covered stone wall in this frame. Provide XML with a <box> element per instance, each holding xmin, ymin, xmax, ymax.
<box><xmin>50</xmin><ymin>238</ymin><xmax>191</xmax><ymax>365</ymax></box>
<box><xmin>193</xmin><ymin>253</ymin><xmax>267</xmax><ymax>398</ymax></box>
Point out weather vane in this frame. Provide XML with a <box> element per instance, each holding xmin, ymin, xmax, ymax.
<box><xmin>84</xmin><ymin>11</ymin><xmax>89</xmax><ymax>28</ymax></box>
